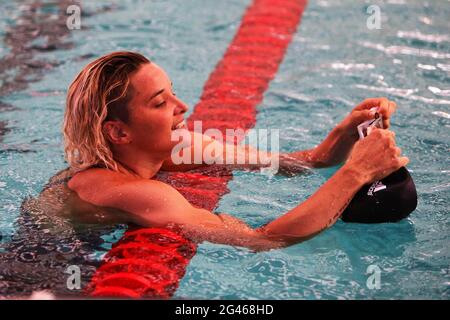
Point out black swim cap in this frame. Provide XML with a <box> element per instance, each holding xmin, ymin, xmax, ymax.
<box><xmin>341</xmin><ymin>167</ymin><xmax>417</xmax><ymax>223</ymax></box>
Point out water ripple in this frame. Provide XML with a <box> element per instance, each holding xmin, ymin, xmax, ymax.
<box><xmin>359</xmin><ymin>41</ymin><xmax>450</xmax><ymax>59</ymax></box>
<box><xmin>329</xmin><ymin>63</ymin><xmax>375</xmax><ymax>71</ymax></box>
<box><xmin>428</xmin><ymin>86</ymin><xmax>450</xmax><ymax>97</ymax></box>
<box><xmin>397</xmin><ymin>31</ymin><xmax>450</xmax><ymax>44</ymax></box>
<box><xmin>417</xmin><ymin>63</ymin><xmax>450</xmax><ymax>73</ymax></box>
<box><xmin>431</xmin><ymin>111</ymin><xmax>450</xmax><ymax>119</ymax></box>
<box><xmin>437</xmin><ymin>64</ymin><xmax>450</xmax><ymax>72</ymax></box>
<box><xmin>354</xmin><ymin>84</ymin><xmax>450</xmax><ymax>105</ymax></box>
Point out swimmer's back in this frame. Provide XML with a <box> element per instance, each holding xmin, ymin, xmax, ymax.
<box><xmin>36</xmin><ymin>167</ymin><xmax>133</xmax><ymax>225</ymax></box>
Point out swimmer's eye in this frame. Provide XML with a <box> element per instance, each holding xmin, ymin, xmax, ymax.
<box><xmin>153</xmin><ymin>91</ymin><xmax>175</xmax><ymax>108</ymax></box>
<box><xmin>155</xmin><ymin>101</ymin><xmax>166</xmax><ymax>108</ymax></box>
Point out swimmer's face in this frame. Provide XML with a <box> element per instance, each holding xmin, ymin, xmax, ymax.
<box><xmin>104</xmin><ymin>63</ymin><xmax>188</xmax><ymax>157</ymax></box>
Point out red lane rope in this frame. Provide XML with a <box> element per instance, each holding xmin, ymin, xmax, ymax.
<box><xmin>87</xmin><ymin>0</ymin><xmax>307</xmax><ymax>299</ymax></box>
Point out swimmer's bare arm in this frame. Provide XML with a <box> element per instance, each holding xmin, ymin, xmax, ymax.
<box><xmin>161</xmin><ymin>98</ymin><xmax>397</xmax><ymax>173</ymax></box>
<box><xmin>160</xmin><ymin>130</ymin><xmax>314</xmax><ymax>174</ymax></box>
<box><xmin>86</xmin><ymin>129</ymin><xmax>408</xmax><ymax>251</ymax></box>
<box><xmin>86</xmin><ymin>165</ymin><xmax>363</xmax><ymax>251</ymax></box>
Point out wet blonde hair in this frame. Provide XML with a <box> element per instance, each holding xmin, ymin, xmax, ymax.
<box><xmin>63</xmin><ymin>51</ymin><xmax>150</xmax><ymax>172</ymax></box>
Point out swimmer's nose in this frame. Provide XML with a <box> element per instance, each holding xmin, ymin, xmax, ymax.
<box><xmin>174</xmin><ymin>98</ymin><xmax>188</xmax><ymax>115</ymax></box>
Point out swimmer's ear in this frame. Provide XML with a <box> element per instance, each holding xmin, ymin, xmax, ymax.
<box><xmin>102</xmin><ymin>121</ymin><xmax>132</xmax><ymax>144</ymax></box>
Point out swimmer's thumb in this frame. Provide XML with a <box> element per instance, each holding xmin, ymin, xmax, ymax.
<box><xmin>357</xmin><ymin>109</ymin><xmax>377</xmax><ymax>122</ymax></box>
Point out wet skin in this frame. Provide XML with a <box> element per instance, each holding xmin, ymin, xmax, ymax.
<box><xmin>41</xmin><ymin>63</ymin><xmax>406</xmax><ymax>251</ymax></box>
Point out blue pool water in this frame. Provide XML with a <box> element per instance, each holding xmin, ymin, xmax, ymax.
<box><xmin>0</xmin><ymin>0</ymin><xmax>449</xmax><ymax>299</ymax></box>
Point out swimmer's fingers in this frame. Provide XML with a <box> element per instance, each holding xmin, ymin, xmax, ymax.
<box><xmin>397</xmin><ymin>156</ymin><xmax>409</xmax><ymax>168</ymax></box>
<box><xmin>353</xmin><ymin>98</ymin><xmax>396</xmax><ymax>128</ymax></box>
<box><xmin>391</xmin><ymin>142</ymin><xmax>409</xmax><ymax>168</ymax></box>
<box><xmin>354</xmin><ymin>97</ymin><xmax>390</xmax><ymax>111</ymax></box>
<box><xmin>380</xmin><ymin>101</ymin><xmax>397</xmax><ymax>128</ymax></box>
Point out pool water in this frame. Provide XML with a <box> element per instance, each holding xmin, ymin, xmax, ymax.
<box><xmin>0</xmin><ymin>0</ymin><xmax>449</xmax><ymax>299</ymax></box>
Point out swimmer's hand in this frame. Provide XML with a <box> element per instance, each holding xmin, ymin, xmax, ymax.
<box><xmin>341</xmin><ymin>97</ymin><xmax>397</xmax><ymax>140</ymax></box>
<box><xmin>345</xmin><ymin>127</ymin><xmax>409</xmax><ymax>183</ymax></box>
<box><xmin>286</xmin><ymin>97</ymin><xmax>398</xmax><ymax>168</ymax></box>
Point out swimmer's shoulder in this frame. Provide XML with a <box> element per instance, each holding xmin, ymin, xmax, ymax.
<box><xmin>68</xmin><ymin>167</ymin><xmax>127</xmax><ymax>190</ymax></box>
<box><xmin>68</xmin><ymin>167</ymin><xmax>196</xmax><ymax>227</ymax></box>
<box><xmin>68</xmin><ymin>167</ymin><xmax>133</xmax><ymax>202</ymax></box>
<box><xmin>68</xmin><ymin>167</ymin><xmax>184</xmax><ymax>210</ymax></box>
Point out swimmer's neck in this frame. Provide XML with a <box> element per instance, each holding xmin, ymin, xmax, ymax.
<box><xmin>113</xmin><ymin>149</ymin><xmax>166</xmax><ymax>179</ymax></box>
